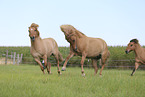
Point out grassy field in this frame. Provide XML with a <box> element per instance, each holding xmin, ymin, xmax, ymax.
<box><xmin>0</xmin><ymin>65</ymin><xmax>144</xmax><ymax>97</ymax></box>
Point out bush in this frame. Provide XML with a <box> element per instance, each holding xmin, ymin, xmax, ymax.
<box><xmin>0</xmin><ymin>46</ymin><xmax>144</xmax><ymax>69</ymax></box>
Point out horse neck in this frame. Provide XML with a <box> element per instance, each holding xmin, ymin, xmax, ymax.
<box><xmin>31</xmin><ymin>36</ymin><xmax>43</xmax><ymax>50</ymax></box>
<box><xmin>76</xmin><ymin>30</ymin><xmax>86</xmax><ymax>38</ymax></box>
<box><xmin>134</xmin><ymin>44</ymin><xmax>143</xmax><ymax>57</ymax></box>
<box><xmin>75</xmin><ymin>33</ymin><xmax>86</xmax><ymax>44</ymax></box>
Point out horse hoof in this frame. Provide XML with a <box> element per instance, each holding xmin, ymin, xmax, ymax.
<box><xmin>82</xmin><ymin>73</ymin><xmax>85</xmax><ymax>77</ymax></box>
<box><xmin>59</xmin><ymin>72</ymin><xmax>62</xmax><ymax>75</ymax></box>
<box><xmin>58</xmin><ymin>71</ymin><xmax>62</xmax><ymax>75</ymax></box>
<box><xmin>131</xmin><ymin>74</ymin><xmax>133</xmax><ymax>76</ymax></box>
<box><xmin>48</xmin><ymin>71</ymin><xmax>52</xmax><ymax>74</ymax></box>
<box><xmin>99</xmin><ymin>74</ymin><xmax>102</xmax><ymax>77</ymax></box>
<box><xmin>61</xmin><ymin>67</ymin><xmax>66</xmax><ymax>71</ymax></box>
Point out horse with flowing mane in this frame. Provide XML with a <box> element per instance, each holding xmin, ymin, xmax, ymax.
<box><xmin>125</xmin><ymin>39</ymin><xmax>145</xmax><ymax>76</ymax></box>
<box><xmin>28</xmin><ymin>23</ymin><xmax>63</xmax><ymax>74</ymax></box>
<box><xmin>60</xmin><ymin>24</ymin><xmax>110</xmax><ymax>76</ymax></box>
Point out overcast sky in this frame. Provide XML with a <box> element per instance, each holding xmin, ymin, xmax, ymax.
<box><xmin>0</xmin><ymin>0</ymin><xmax>145</xmax><ymax>47</ymax></box>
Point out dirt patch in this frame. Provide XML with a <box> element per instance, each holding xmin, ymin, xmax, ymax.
<box><xmin>0</xmin><ymin>57</ymin><xmax>14</xmax><ymax>64</ymax></box>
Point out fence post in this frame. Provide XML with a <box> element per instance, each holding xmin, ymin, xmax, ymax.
<box><xmin>11</xmin><ymin>52</ymin><xmax>13</xmax><ymax>62</ymax></box>
<box><xmin>13</xmin><ymin>52</ymin><xmax>16</xmax><ymax>65</ymax></box>
<box><xmin>5</xmin><ymin>50</ymin><xmax>8</xmax><ymax>64</ymax></box>
<box><xmin>20</xmin><ymin>54</ymin><xmax>23</xmax><ymax>64</ymax></box>
<box><xmin>17</xmin><ymin>54</ymin><xmax>19</xmax><ymax>65</ymax></box>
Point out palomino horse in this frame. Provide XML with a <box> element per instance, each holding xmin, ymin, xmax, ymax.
<box><xmin>28</xmin><ymin>23</ymin><xmax>63</xmax><ymax>74</ymax></box>
<box><xmin>125</xmin><ymin>39</ymin><xmax>145</xmax><ymax>76</ymax></box>
<box><xmin>60</xmin><ymin>25</ymin><xmax>110</xmax><ymax>76</ymax></box>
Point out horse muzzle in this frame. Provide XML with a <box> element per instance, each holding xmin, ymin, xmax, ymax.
<box><xmin>125</xmin><ymin>50</ymin><xmax>129</xmax><ymax>54</ymax></box>
<box><xmin>30</xmin><ymin>36</ymin><xmax>35</xmax><ymax>41</ymax></box>
<box><xmin>75</xmin><ymin>45</ymin><xmax>78</xmax><ymax>52</ymax></box>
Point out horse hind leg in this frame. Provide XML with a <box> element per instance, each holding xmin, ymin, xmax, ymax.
<box><xmin>99</xmin><ymin>55</ymin><xmax>107</xmax><ymax>76</ymax></box>
<box><xmin>81</xmin><ymin>54</ymin><xmax>86</xmax><ymax>77</ymax></box>
<box><xmin>92</xmin><ymin>59</ymin><xmax>98</xmax><ymax>75</ymax></box>
<box><xmin>53</xmin><ymin>53</ymin><xmax>61</xmax><ymax>74</ymax></box>
<box><xmin>57</xmin><ymin>60</ymin><xmax>61</xmax><ymax>75</ymax></box>
<box><xmin>47</xmin><ymin>60</ymin><xmax>52</xmax><ymax>74</ymax></box>
<box><xmin>99</xmin><ymin>50</ymin><xmax>110</xmax><ymax>76</ymax></box>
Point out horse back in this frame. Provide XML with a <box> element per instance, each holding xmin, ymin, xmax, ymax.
<box><xmin>88</xmin><ymin>37</ymin><xmax>108</xmax><ymax>51</ymax></box>
<box><xmin>80</xmin><ymin>37</ymin><xmax>108</xmax><ymax>57</ymax></box>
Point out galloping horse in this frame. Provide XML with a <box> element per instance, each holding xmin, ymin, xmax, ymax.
<box><xmin>28</xmin><ymin>23</ymin><xmax>63</xmax><ymax>74</ymax></box>
<box><xmin>60</xmin><ymin>25</ymin><xmax>110</xmax><ymax>76</ymax></box>
<box><xmin>125</xmin><ymin>39</ymin><xmax>145</xmax><ymax>76</ymax></box>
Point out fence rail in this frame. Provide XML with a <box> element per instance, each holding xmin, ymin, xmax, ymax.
<box><xmin>0</xmin><ymin>50</ymin><xmax>145</xmax><ymax>69</ymax></box>
<box><xmin>0</xmin><ymin>50</ymin><xmax>23</xmax><ymax>65</ymax></box>
<box><xmin>0</xmin><ymin>55</ymin><xmax>145</xmax><ymax>69</ymax></box>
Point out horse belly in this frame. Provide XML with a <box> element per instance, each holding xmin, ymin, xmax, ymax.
<box><xmin>86</xmin><ymin>54</ymin><xmax>102</xmax><ymax>60</ymax></box>
<box><xmin>87</xmin><ymin>44</ymin><xmax>103</xmax><ymax>57</ymax></box>
<box><xmin>87</xmin><ymin>51</ymin><xmax>102</xmax><ymax>58</ymax></box>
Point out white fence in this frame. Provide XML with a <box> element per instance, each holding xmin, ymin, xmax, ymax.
<box><xmin>0</xmin><ymin>50</ymin><xmax>23</xmax><ymax>65</ymax></box>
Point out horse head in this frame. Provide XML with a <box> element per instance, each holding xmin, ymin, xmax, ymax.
<box><xmin>64</xmin><ymin>32</ymin><xmax>78</xmax><ymax>52</ymax></box>
<box><xmin>68</xmin><ymin>34</ymin><xmax>78</xmax><ymax>52</ymax></box>
<box><xmin>125</xmin><ymin>39</ymin><xmax>139</xmax><ymax>54</ymax></box>
<box><xmin>60</xmin><ymin>25</ymin><xmax>79</xmax><ymax>52</ymax></box>
<box><xmin>28</xmin><ymin>23</ymin><xmax>40</xmax><ymax>41</ymax></box>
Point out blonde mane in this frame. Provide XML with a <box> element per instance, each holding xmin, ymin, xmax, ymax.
<box><xmin>75</xmin><ymin>29</ymin><xmax>86</xmax><ymax>38</ymax></box>
<box><xmin>130</xmin><ymin>39</ymin><xmax>139</xmax><ymax>44</ymax></box>
<box><xmin>60</xmin><ymin>25</ymin><xmax>86</xmax><ymax>38</ymax></box>
<box><xmin>29</xmin><ymin>23</ymin><xmax>40</xmax><ymax>36</ymax></box>
<box><xmin>30</xmin><ymin>23</ymin><xmax>39</xmax><ymax>28</ymax></box>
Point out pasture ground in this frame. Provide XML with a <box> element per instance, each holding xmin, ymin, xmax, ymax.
<box><xmin>0</xmin><ymin>65</ymin><xmax>144</xmax><ymax>97</ymax></box>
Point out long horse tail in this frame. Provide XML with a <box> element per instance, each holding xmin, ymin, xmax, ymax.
<box><xmin>106</xmin><ymin>51</ymin><xmax>110</xmax><ymax>65</ymax></box>
<box><xmin>107</xmin><ymin>51</ymin><xmax>110</xmax><ymax>58</ymax></box>
<box><xmin>58</xmin><ymin>51</ymin><xmax>64</xmax><ymax>62</ymax></box>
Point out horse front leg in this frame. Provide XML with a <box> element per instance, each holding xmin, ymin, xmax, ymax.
<box><xmin>56</xmin><ymin>60</ymin><xmax>61</xmax><ymax>75</ymax></box>
<box><xmin>43</xmin><ymin>55</ymin><xmax>47</xmax><ymax>68</ymax></box>
<box><xmin>62</xmin><ymin>52</ymin><xmax>74</xmax><ymax>71</ymax></box>
<box><xmin>34</xmin><ymin>58</ymin><xmax>45</xmax><ymax>74</ymax></box>
<box><xmin>131</xmin><ymin>62</ymin><xmax>140</xmax><ymax>76</ymax></box>
<box><xmin>81</xmin><ymin>53</ymin><xmax>86</xmax><ymax>77</ymax></box>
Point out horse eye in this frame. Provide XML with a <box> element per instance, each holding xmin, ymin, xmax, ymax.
<box><xmin>35</xmin><ymin>30</ymin><xmax>37</xmax><ymax>31</ymax></box>
<box><xmin>73</xmin><ymin>40</ymin><xmax>75</xmax><ymax>42</ymax></box>
<box><xmin>131</xmin><ymin>45</ymin><xmax>133</xmax><ymax>47</ymax></box>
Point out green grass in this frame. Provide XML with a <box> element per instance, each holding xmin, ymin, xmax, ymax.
<box><xmin>0</xmin><ymin>65</ymin><xmax>144</xmax><ymax>97</ymax></box>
